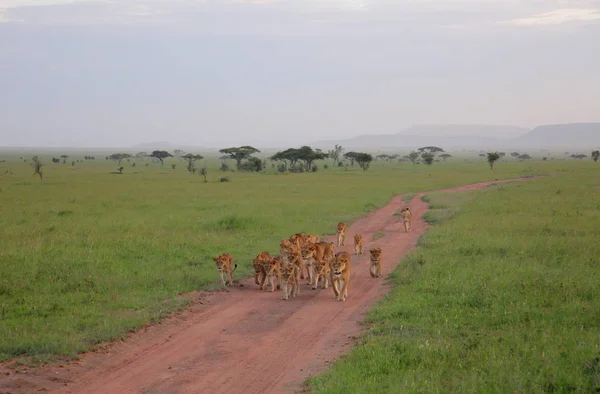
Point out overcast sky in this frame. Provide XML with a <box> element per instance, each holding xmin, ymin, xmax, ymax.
<box><xmin>1</xmin><ymin>0</ymin><xmax>599</xmax><ymax>148</ymax></box>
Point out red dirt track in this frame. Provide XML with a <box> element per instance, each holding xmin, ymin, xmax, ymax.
<box><xmin>0</xmin><ymin>177</ymin><xmax>536</xmax><ymax>394</ymax></box>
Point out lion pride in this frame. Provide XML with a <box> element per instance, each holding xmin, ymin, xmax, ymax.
<box><xmin>400</xmin><ymin>207</ymin><xmax>412</xmax><ymax>233</ymax></box>
<box><xmin>331</xmin><ymin>251</ymin><xmax>351</xmax><ymax>302</ymax></box>
<box><xmin>353</xmin><ymin>234</ymin><xmax>364</xmax><ymax>255</ymax></box>
<box><xmin>213</xmin><ymin>253</ymin><xmax>237</xmax><ymax>287</ymax></box>
<box><xmin>336</xmin><ymin>222</ymin><xmax>346</xmax><ymax>246</ymax></box>
<box><xmin>369</xmin><ymin>247</ymin><xmax>383</xmax><ymax>278</ymax></box>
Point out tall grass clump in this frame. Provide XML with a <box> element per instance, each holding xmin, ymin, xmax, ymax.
<box><xmin>307</xmin><ymin>165</ymin><xmax>600</xmax><ymax>393</ymax></box>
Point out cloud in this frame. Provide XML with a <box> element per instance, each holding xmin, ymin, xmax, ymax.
<box><xmin>501</xmin><ymin>8</ymin><xmax>600</xmax><ymax>26</ymax></box>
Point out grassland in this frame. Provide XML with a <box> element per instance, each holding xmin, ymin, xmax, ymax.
<box><xmin>0</xmin><ymin>153</ymin><xmax>587</xmax><ymax>372</ymax></box>
<box><xmin>307</xmin><ymin>163</ymin><xmax>600</xmax><ymax>393</ymax></box>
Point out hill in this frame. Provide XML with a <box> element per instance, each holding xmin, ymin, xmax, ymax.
<box><xmin>509</xmin><ymin>123</ymin><xmax>600</xmax><ymax>149</ymax></box>
<box><xmin>311</xmin><ymin>125</ymin><xmax>529</xmax><ymax>151</ymax></box>
<box><xmin>310</xmin><ymin>123</ymin><xmax>600</xmax><ymax>151</ymax></box>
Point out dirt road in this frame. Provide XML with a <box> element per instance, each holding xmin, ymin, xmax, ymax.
<box><xmin>0</xmin><ymin>177</ymin><xmax>536</xmax><ymax>394</ymax></box>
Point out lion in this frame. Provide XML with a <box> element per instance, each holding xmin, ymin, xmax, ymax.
<box><xmin>312</xmin><ymin>257</ymin><xmax>331</xmax><ymax>290</ymax></box>
<box><xmin>290</xmin><ymin>233</ymin><xmax>321</xmax><ymax>281</ymax></box>
<box><xmin>213</xmin><ymin>253</ymin><xmax>237</xmax><ymax>287</ymax></box>
<box><xmin>251</xmin><ymin>251</ymin><xmax>272</xmax><ymax>290</ymax></box>
<box><xmin>330</xmin><ymin>251</ymin><xmax>351</xmax><ymax>301</ymax></box>
<box><xmin>263</xmin><ymin>256</ymin><xmax>282</xmax><ymax>292</ymax></box>
<box><xmin>369</xmin><ymin>247</ymin><xmax>383</xmax><ymax>278</ymax></box>
<box><xmin>302</xmin><ymin>241</ymin><xmax>335</xmax><ymax>289</ymax></box>
<box><xmin>353</xmin><ymin>234</ymin><xmax>364</xmax><ymax>255</ymax></box>
<box><xmin>290</xmin><ymin>233</ymin><xmax>321</xmax><ymax>247</ymax></box>
<box><xmin>280</xmin><ymin>239</ymin><xmax>305</xmax><ymax>280</ymax></box>
<box><xmin>280</xmin><ymin>262</ymin><xmax>300</xmax><ymax>300</ymax></box>
<box><xmin>336</xmin><ymin>222</ymin><xmax>346</xmax><ymax>246</ymax></box>
<box><xmin>400</xmin><ymin>207</ymin><xmax>412</xmax><ymax>233</ymax></box>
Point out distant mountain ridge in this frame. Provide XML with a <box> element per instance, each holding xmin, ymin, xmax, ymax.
<box><xmin>310</xmin><ymin>123</ymin><xmax>600</xmax><ymax>151</ymax></box>
<box><xmin>125</xmin><ymin>123</ymin><xmax>600</xmax><ymax>153</ymax></box>
<box><xmin>510</xmin><ymin>123</ymin><xmax>600</xmax><ymax>149</ymax></box>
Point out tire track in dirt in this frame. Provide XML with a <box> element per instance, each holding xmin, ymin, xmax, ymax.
<box><xmin>0</xmin><ymin>176</ymin><xmax>538</xmax><ymax>394</ymax></box>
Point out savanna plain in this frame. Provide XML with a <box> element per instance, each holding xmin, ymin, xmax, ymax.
<box><xmin>0</xmin><ymin>153</ymin><xmax>598</xmax><ymax>393</ymax></box>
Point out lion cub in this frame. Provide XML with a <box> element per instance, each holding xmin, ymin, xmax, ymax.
<box><xmin>302</xmin><ymin>241</ymin><xmax>335</xmax><ymax>288</ymax></box>
<box><xmin>353</xmin><ymin>234</ymin><xmax>364</xmax><ymax>255</ymax></box>
<box><xmin>369</xmin><ymin>247</ymin><xmax>383</xmax><ymax>278</ymax></box>
<box><xmin>213</xmin><ymin>253</ymin><xmax>237</xmax><ymax>287</ymax></box>
<box><xmin>336</xmin><ymin>222</ymin><xmax>346</xmax><ymax>246</ymax></box>
<box><xmin>252</xmin><ymin>251</ymin><xmax>272</xmax><ymax>290</ymax></box>
<box><xmin>280</xmin><ymin>239</ymin><xmax>305</xmax><ymax>280</ymax></box>
<box><xmin>400</xmin><ymin>207</ymin><xmax>412</xmax><ymax>233</ymax></box>
<box><xmin>263</xmin><ymin>256</ymin><xmax>282</xmax><ymax>292</ymax></box>
<box><xmin>280</xmin><ymin>262</ymin><xmax>300</xmax><ymax>300</ymax></box>
<box><xmin>292</xmin><ymin>233</ymin><xmax>321</xmax><ymax>284</ymax></box>
<box><xmin>331</xmin><ymin>251</ymin><xmax>351</xmax><ymax>302</ymax></box>
<box><xmin>312</xmin><ymin>258</ymin><xmax>331</xmax><ymax>290</ymax></box>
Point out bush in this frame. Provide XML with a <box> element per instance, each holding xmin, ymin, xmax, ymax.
<box><xmin>239</xmin><ymin>157</ymin><xmax>263</xmax><ymax>172</ymax></box>
<box><xmin>311</xmin><ymin>164</ymin><xmax>318</xmax><ymax>172</ymax></box>
<box><xmin>277</xmin><ymin>163</ymin><xmax>286</xmax><ymax>173</ymax></box>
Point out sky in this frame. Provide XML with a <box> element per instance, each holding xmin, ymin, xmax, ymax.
<box><xmin>0</xmin><ymin>0</ymin><xmax>599</xmax><ymax>148</ymax></box>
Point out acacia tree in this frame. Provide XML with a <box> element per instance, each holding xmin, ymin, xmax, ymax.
<box><xmin>570</xmin><ymin>154</ymin><xmax>587</xmax><ymax>160</ymax></box>
<box><xmin>150</xmin><ymin>150</ymin><xmax>173</xmax><ymax>166</ymax></box>
<box><xmin>239</xmin><ymin>156</ymin><xmax>263</xmax><ymax>172</ymax></box>
<box><xmin>31</xmin><ymin>155</ymin><xmax>44</xmax><ymax>180</ymax></box>
<box><xmin>271</xmin><ymin>146</ymin><xmax>327</xmax><ymax>171</ymax></box>
<box><xmin>183</xmin><ymin>153</ymin><xmax>204</xmax><ymax>174</ymax></box>
<box><xmin>355</xmin><ymin>153</ymin><xmax>373</xmax><ymax>171</ymax></box>
<box><xmin>219</xmin><ymin>146</ymin><xmax>260</xmax><ymax>170</ymax></box>
<box><xmin>510</xmin><ymin>152</ymin><xmax>520</xmax><ymax>159</ymax></box>
<box><xmin>487</xmin><ymin>152</ymin><xmax>500</xmax><ymax>170</ymax></box>
<box><xmin>518</xmin><ymin>153</ymin><xmax>531</xmax><ymax>161</ymax></box>
<box><xmin>418</xmin><ymin>146</ymin><xmax>444</xmax><ymax>166</ymax></box>
<box><xmin>418</xmin><ymin>146</ymin><xmax>444</xmax><ymax>155</ymax></box>
<box><xmin>328</xmin><ymin>144</ymin><xmax>344</xmax><ymax>166</ymax></box>
<box><xmin>173</xmin><ymin>149</ymin><xmax>186</xmax><ymax>163</ymax></box>
<box><xmin>407</xmin><ymin>151</ymin><xmax>420</xmax><ymax>163</ymax></box>
<box><xmin>592</xmin><ymin>150</ymin><xmax>599</xmax><ymax>163</ymax></box>
<box><xmin>270</xmin><ymin>148</ymin><xmax>297</xmax><ymax>171</ymax></box>
<box><xmin>108</xmin><ymin>153</ymin><xmax>132</xmax><ymax>166</ymax></box>
<box><xmin>60</xmin><ymin>155</ymin><xmax>68</xmax><ymax>164</ymax></box>
<box><xmin>295</xmin><ymin>146</ymin><xmax>328</xmax><ymax>170</ymax></box>
<box><xmin>135</xmin><ymin>152</ymin><xmax>148</xmax><ymax>163</ymax></box>
<box><xmin>439</xmin><ymin>153</ymin><xmax>452</xmax><ymax>162</ymax></box>
<box><xmin>421</xmin><ymin>152</ymin><xmax>435</xmax><ymax>165</ymax></box>
<box><xmin>343</xmin><ymin>151</ymin><xmax>360</xmax><ymax>166</ymax></box>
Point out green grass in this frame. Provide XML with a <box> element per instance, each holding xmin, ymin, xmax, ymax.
<box><xmin>306</xmin><ymin>164</ymin><xmax>600</xmax><ymax>393</ymax></box>
<box><xmin>0</xmin><ymin>154</ymin><xmax>582</xmax><ymax>367</ymax></box>
<box><xmin>372</xmin><ymin>231</ymin><xmax>385</xmax><ymax>239</ymax></box>
<box><xmin>401</xmin><ymin>193</ymin><xmax>415</xmax><ymax>202</ymax></box>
